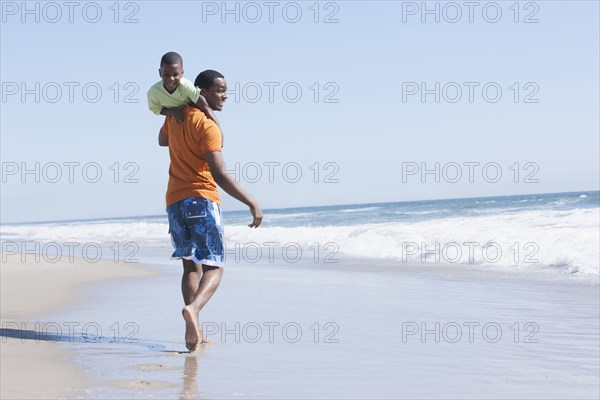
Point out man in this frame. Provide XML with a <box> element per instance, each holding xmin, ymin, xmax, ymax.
<box><xmin>159</xmin><ymin>69</ymin><xmax>262</xmax><ymax>351</ymax></box>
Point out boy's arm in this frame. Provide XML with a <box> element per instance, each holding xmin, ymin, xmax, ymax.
<box><xmin>160</xmin><ymin>107</ymin><xmax>185</xmax><ymax>123</ymax></box>
<box><xmin>204</xmin><ymin>150</ymin><xmax>262</xmax><ymax>228</ymax></box>
<box><xmin>148</xmin><ymin>84</ymin><xmax>185</xmax><ymax>123</ymax></box>
<box><xmin>179</xmin><ymin>79</ymin><xmax>220</xmax><ymax>127</ymax></box>
<box><xmin>193</xmin><ymin>95</ymin><xmax>221</xmax><ymax>128</ymax></box>
<box><xmin>147</xmin><ymin>87</ymin><xmax>163</xmax><ymax>114</ymax></box>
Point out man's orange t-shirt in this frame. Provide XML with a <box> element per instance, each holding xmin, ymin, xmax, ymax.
<box><xmin>162</xmin><ymin>107</ymin><xmax>222</xmax><ymax>206</ymax></box>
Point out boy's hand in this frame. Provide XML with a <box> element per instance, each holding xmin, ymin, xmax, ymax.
<box><xmin>170</xmin><ymin>107</ymin><xmax>185</xmax><ymax>123</ymax></box>
<box><xmin>161</xmin><ymin>107</ymin><xmax>185</xmax><ymax>123</ymax></box>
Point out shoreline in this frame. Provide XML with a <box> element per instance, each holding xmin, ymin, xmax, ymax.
<box><xmin>0</xmin><ymin>253</ymin><xmax>156</xmax><ymax>399</ymax></box>
<box><xmin>231</xmin><ymin>248</ymin><xmax>600</xmax><ymax>286</ymax></box>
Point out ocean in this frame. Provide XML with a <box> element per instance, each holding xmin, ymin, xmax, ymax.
<box><xmin>1</xmin><ymin>191</ymin><xmax>598</xmax><ymax>278</ymax></box>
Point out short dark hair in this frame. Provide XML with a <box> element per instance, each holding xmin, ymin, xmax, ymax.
<box><xmin>160</xmin><ymin>51</ymin><xmax>183</xmax><ymax>67</ymax></box>
<box><xmin>194</xmin><ymin>70</ymin><xmax>225</xmax><ymax>89</ymax></box>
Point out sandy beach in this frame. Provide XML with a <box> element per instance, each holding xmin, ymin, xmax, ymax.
<box><xmin>1</xmin><ymin>249</ymin><xmax>598</xmax><ymax>399</ymax></box>
<box><xmin>0</xmin><ymin>253</ymin><xmax>155</xmax><ymax>399</ymax></box>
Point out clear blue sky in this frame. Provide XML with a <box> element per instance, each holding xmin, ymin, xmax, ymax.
<box><xmin>1</xmin><ymin>0</ymin><xmax>598</xmax><ymax>223</ymax></box>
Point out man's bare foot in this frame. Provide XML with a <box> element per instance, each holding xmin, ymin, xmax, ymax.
<box><xmin>182</xmin><ymin>305</ymin><xmax>200</xmax><ymax>351</ymax></box>
<box><xmin>200</xmin><ymin>337</ymin><xmax>213</xmax><ymax>345</ymax></box>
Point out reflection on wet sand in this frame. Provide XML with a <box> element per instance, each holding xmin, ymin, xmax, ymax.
<box><xmin>179</xmin><ymin>349</ymin><xmax>207</xmax><ymax>400</ymax></box>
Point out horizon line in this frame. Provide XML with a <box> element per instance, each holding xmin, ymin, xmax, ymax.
<box><xmin>1</xmin><ymin>189</ymin><xmax>598</xmax><ymax>226</ymax></box>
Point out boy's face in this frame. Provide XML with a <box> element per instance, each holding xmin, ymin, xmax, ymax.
<box><xmin>201</xmin><ymin>78</ymin><xmax>228</xmax><ymax>111</ymax></box>
<box><xmin>159</xmin><ymin>63</ymin><xmax>183</xmax><ymax>94</ymax></box>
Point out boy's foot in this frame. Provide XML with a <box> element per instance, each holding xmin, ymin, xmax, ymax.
<box><xmin>182</xmin><ymin>306</ymin><xmax>200</xmax><ymax>351</ymax></box>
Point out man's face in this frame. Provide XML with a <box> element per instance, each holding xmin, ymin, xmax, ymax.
<box><xmin>159</xmin><ymin>63</ymin><xmax>183</xmax><ymax>94</ymax></box>
<box><xmin>201</xmin><ymin>78</ymin><xmax>228</xmax><ymax>111</ymax></box>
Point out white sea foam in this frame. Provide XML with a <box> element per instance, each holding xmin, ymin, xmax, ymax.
<box><xmin>225</xmin><ymin>208</ymin><xmax>599</xmax><ymax>276</ymax></box>
<box><xmin>339</xmin><ymin>207</ymin><xmax>381</xmax><ymax>213</ymax></box>
<box><xmin>0</xmin><ymin>220</ymin><xmax>169</xmax><ymax>247</ymax></box>
<box><xmin>391</xmin><ymin>210</ymin><xmax>449</xmax><ymax>216</ymax></box>
<box><xmin>2</xmin><ymin>206</ymin><xmax>598</xmax><ymax>277</ymax></box>
<box><xmin>265</xmin><ymin>212</ymin><xmax>314</xmax><ymax>220</ymax></box>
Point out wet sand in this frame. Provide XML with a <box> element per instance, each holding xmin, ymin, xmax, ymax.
<box><xmin>0</xmin><ymin>253</ymin><xmax>154</xmax><ymax>399</ymax></box>
<box><xmin>1</xmin><ymin>252</ymin><xmax>599</xmax><ymax>399</ymax></box>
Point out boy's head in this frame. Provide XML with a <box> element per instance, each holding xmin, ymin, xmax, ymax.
<box><xmin>159</xmin><ymin>52</ymin><xmax>184</xmax><ymax>94</ymax></box>
<box><xmin>194</xmin><ymin>70</ymin><xmax>227</xmax><ymax>111</ymax></box>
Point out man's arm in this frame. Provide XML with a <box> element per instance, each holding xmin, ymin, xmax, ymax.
<box><xmin>204</xmin><ymin>150</ymin><xmax>262</xmax><ymax>228</ymax></box>
<box><xmin>158</xmin><ymin>127</ymin><xmax>169</xmax><ymax>147</ymax></box>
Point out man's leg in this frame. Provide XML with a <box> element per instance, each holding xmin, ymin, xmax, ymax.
<box><xmin>182</xmin><ymin>262</ymin><xmax>224</xmax><ymax>350</ymax></box>
<box><xmin>181</xmin><ymin>259</ymin><xmax>202</xmax><ymax>305</ymax></box>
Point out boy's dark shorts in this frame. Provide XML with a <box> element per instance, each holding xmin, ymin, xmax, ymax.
<box><xmin>166</xmin><ymin>197</ymin><xmax>224</xmax><ymax>267</ymax></box>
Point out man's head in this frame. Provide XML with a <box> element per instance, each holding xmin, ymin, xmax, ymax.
<box><xmin>159</xmin><ymin>52</ymin><xmax>184</xmax><ymax>94</ymax></box>
<box><xmin>195</xmin><ymin>70</ymin><xmax>227</xmax><ymax>111</ymax></box>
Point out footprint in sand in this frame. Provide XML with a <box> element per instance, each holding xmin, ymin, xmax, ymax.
<box><xmin>131</xmin><ymin>364</ymin><xmax>182</xmax><ymax>372</ymax></box>
<box><xmin>109</xmin><ymin>379</ymin><xmax>178</xmax><ymax>390</ymax></box>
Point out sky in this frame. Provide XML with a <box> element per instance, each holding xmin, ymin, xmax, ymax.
<box><xmin>1</xmin><ymin>0</ymin><xmax>599</xmax><ymax>223</ymax></box>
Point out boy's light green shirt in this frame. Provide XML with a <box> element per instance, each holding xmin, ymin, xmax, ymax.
<box><xmin>147</xmin><ymin>78</ymin><xmax>200</xmax><ymax>115</ymax></box>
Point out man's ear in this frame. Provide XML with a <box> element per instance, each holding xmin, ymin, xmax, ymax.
<box><xmin>158</xmin><ymin>68</ymin><xmax>162</xmax><ymax>78</ymax></box>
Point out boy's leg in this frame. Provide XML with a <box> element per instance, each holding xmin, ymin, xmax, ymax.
<box><xmin>182</xmin><ymin>263</ymin><xmax>223</xmax><ymax>350</ymax></box>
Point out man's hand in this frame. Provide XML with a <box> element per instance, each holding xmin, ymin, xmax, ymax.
<box><xmin>249</xmin><ymin>203</ymin><xmax>263</xmax><ymax>228</ymax></box>
<box><xmin>204</xmin><ymin>150</ymin><xmax>262</xmax><ymax>228</ymax></box>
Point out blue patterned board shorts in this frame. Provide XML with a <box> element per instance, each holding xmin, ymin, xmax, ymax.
<box><xmin>166</xmin><ymin>197</ymin><xmax>225</xmax><ymax>267</ymax></box>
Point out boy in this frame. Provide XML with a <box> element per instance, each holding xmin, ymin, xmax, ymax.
<box><xmin>147</xmin><ymin>51</ymin><xmax>220</xmax><ymax>126</ymax></box>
